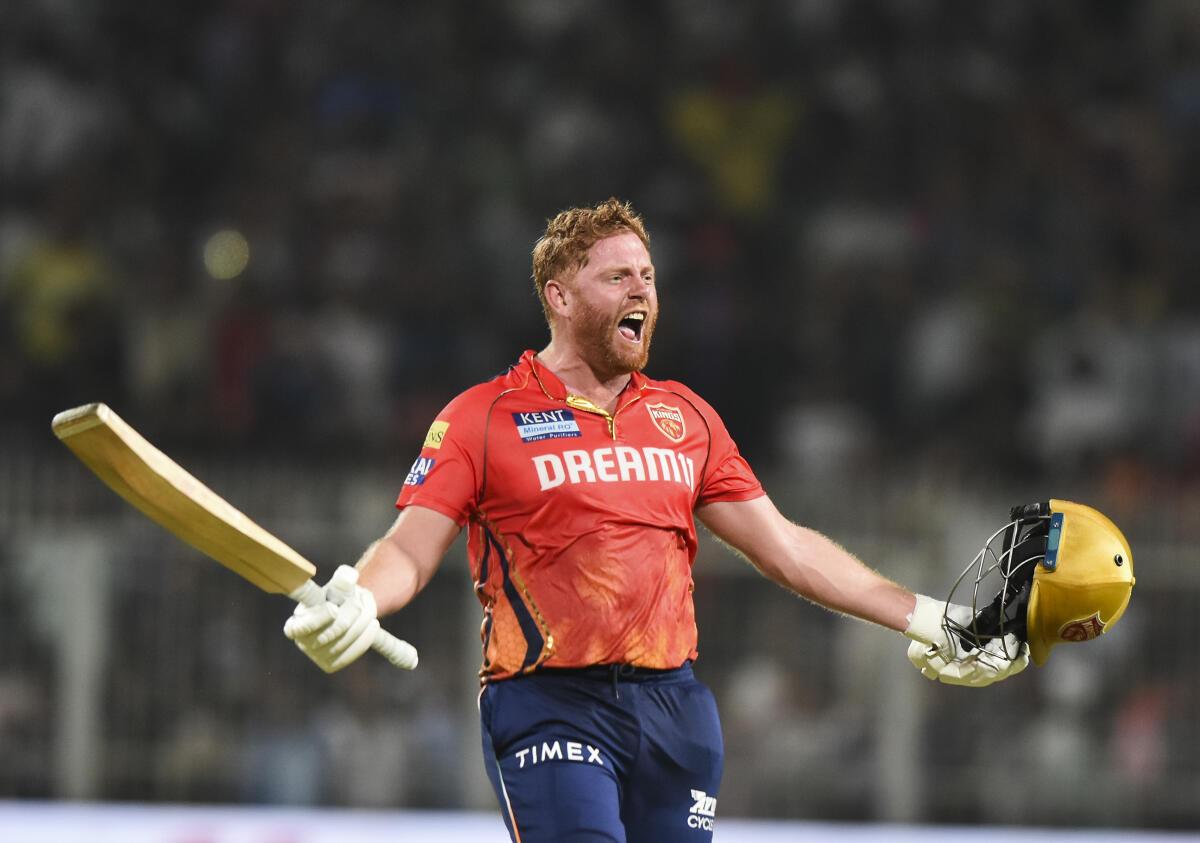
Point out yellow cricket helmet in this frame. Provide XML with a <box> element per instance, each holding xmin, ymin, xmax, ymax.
<box><xmin>944</xmin><ymin>500</ymin><xmax>1135</xmax><ymax>667</ymax></box>
<box><xmin>1024</xmin><ymin>499</ymin><xmax>1135</xmax><ymax>665</ymax></box>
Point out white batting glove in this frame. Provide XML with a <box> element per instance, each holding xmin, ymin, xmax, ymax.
<box><xmin>904</xmin><ymin>594</ymin><xmax>1029</xmax><ymax>687</ymax></box>
<box><xmin>284</xmin><ymin>565</ymin><xmax>381</xmax><ymax>674</ymax></box>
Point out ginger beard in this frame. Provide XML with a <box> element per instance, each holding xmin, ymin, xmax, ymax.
<box><xmin>572</xmin><ymin>292</ymin><xmax>658</xmax><ymax>379</ymax></box>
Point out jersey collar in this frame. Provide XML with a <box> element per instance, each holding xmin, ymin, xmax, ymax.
<box><xmin>521</xmin><ymin>349</ymin><xmax>648</xmax><ymax>402</ymax></box>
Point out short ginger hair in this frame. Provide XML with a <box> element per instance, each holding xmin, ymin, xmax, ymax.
<box><xmin>531</xmin><ymin>198</ymin><xmax>651</xmax><ymax>325</ymax></box>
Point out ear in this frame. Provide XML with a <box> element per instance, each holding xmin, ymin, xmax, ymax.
<box><xmin>544</xmin><ymin>278</ymin><xmax>571</xmax><ymax>319</ymax></box>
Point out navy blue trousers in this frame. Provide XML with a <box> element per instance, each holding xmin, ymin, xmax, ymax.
<box><xmin>479</xmin><ymin>663</ymin><xmax>723</xmax><ymax>842</ymax></box>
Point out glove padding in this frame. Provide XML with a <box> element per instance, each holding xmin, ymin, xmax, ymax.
<box><xmin>904</xmin><ymin>594</ymin><xmax>1029</xmax><ymax>688</ymax></box>
<box><xmin>284</xmin><ymin>565</ymin><xmax>380</xmax><ymax>674</ymax></box>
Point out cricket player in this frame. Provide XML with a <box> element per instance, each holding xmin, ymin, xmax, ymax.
<box><xmin>284</xmin><ymin>199</ymin><xmax>1027</xmax><ymax>841</ymax></box>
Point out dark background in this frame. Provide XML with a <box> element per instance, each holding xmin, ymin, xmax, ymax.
<box><xmin>2</xmin><ymin>0</ymin><xmax>1198</xmax><ymax>830</ymax></box>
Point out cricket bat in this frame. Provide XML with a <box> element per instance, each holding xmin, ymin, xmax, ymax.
<box><xmin>51</xmin><ymin>402</ymin><xmax>418</xmax><ymax>670</ymax></box>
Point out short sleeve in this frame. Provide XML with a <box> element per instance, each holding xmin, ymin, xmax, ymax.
<box><xmin>395</xmin><ymin>390</ymin><xmax>485</xmax><ymax>526</ymax></box>
<box><xmin>674</xmin><ymin>384</ymin><xmax>764</xmax><ymax>507</ymax></box>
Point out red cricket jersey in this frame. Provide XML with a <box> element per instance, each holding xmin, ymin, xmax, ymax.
<box><xmin>396</xmin><ymin>350</ymin><xmax>764</xmax><ymax>681</ymax></box>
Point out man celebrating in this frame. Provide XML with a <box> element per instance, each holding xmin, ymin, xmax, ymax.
<box><xmin>284</xmin><ymin>198</ymin><xmax>1027</xmax><ymax>841</ymax></box>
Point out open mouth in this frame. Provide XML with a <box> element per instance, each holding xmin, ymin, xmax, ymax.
<box><xmin>617</xmin><ymin>311</ymin><xmax>646</xmax><ymax>343</ymax></box>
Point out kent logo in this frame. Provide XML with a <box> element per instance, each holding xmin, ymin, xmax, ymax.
<box><xmin>513</xmin><ymin>409</ymin><xmax>582</xmax><ymax>443</ymax></box>
<box><xmin>404</xmin><ymin>456</ymin><xmax>435</xmax><ymax>486</ymax></box>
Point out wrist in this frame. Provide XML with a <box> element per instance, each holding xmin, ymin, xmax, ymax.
<box><xmin>904</xmin><ymin>593</ymin><xmax>946</xmax><ymax>645</ymax></box>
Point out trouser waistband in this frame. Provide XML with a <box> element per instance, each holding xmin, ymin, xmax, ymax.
<box><xmin>531</xmin><ymin>662</ymin><xmax>692</xmax><ymax>698</ymax></box>
<box><xmin>537</xmin><ymin>663</ymin><xmax>684</xmax><ymax>679</ymax></box>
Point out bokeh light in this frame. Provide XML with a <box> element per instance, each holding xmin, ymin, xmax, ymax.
<box><xmin>202</xmin><ymin>229</ymin><xmax>250</xmax><ymax>280</ymax></box>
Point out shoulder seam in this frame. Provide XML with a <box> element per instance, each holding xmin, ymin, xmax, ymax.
<box><xmin>479</xmin><ymin>367</ymin><xmax>534</xmax><ymax>504</ymax></box>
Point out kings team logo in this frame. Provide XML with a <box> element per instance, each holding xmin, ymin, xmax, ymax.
<box><xmin>1059</xmin><ymin>612</ymin><xmax>1106</xmax><ymax>643</ymax></box>
<box><xmin>646</xmin><ymin>402</ymin><xmax>686</xmax><ymax>443</ymax></box>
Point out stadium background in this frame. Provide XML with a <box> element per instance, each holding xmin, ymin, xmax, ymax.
<box><xmin>2</xmin><ymin>0</ymin><xmax>1199</xmax><ymax>836</ymax></box>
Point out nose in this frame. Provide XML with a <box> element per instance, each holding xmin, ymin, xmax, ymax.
<box><xmin>628</xmin><ymin>274</ymin><xmax>653</xmax><ymax>298</ymax></box>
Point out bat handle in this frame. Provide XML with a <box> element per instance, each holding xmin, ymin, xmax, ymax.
<box><xmin>293</xmin><ymin>579</ymin><xmax>326</xmax><ymax>607</ymax></box>
<box><xmin>290</xmin><ymin>579</ymin><xmax>420</xmax><ymax>671</ymax></box>
<box><xmin>370</xmin><ymin>626</ymin><xmax>420</xmax><ymax>671</ymax></box>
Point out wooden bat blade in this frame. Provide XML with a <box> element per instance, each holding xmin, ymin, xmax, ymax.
<box><xmin>52</xmin><ymin>403</ymin><xmax>316</xmax><ymax>595</ymax></box>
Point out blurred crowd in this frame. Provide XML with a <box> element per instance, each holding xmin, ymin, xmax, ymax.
<box><xmin>3</xmin><ymin>0</ymin><xmax>1200</xmax><ymax>827</ymax></box>
<box><xmin>4</xmin><ymin>0</ymin><xmax>1200</xmax><ymax>494</ymax></box>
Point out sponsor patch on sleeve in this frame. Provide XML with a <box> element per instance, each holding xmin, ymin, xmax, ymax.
<box><xmin>423</xmin><ymin>420</ymin><xmax>450</xmax><ymax>449</ymax></box>
<box><xmin>404</xmin><ymin>456</ymin><xmax>435</xmax><ymax>486</ymax></box>
<box><xmin>512</xmin><ymin>409</ymin><xmax>582</xmax><ymax>443</ymax></box>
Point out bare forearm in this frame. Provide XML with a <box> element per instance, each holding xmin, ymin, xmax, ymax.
<box><xmin>698</xmin><ymin>497</ymin><xmax>917</xmax><ymax>632</ymax></box>
<box><xmin>350</xmin><ymin>506</ymin><xmax>461</xmax><ymax>618</ymax></box>
<box><xmin>697</xmin><ymin>496</ymin><xmax>1028</xmax><ymax>687</ymax></box>
<box><xmin>752</xmin><ymin>522</ymin><xmax>916</xmax><ymax>631</ymax></box>
<box><xmin>354</xmin><ymin>537</ymin><xmax>427</xmax><ymax>617</ymax></box>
